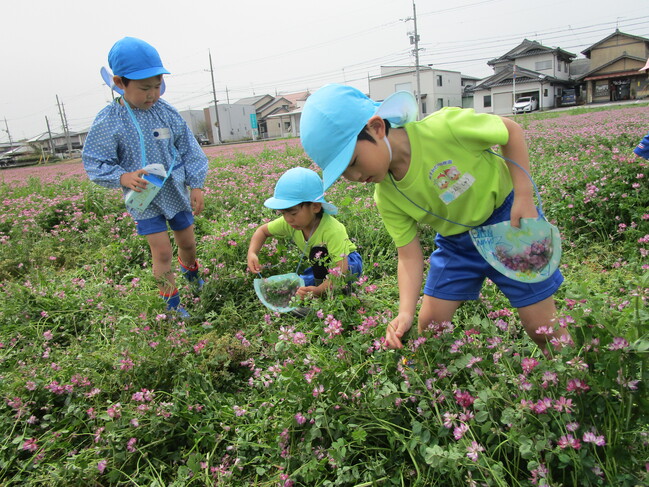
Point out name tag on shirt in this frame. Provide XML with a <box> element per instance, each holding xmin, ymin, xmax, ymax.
<box><xmin>152</xmin><ymin>128</ymin><xmax>171</xmax><ymax>139</ymax></box>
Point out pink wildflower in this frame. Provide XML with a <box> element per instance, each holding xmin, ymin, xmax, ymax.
<box><xmin>466</xmin><ymin>441</ymin><xmax>485</xmax><ymax>462</ymax></box>
<box><xmin>22</xmin><ymin>438</ymin><xmax>38</xmax><ymax>452</ymax></box>
<box><xmin>557</xmin><ymin>434</ymin><xmax>581</xmax><ymax>449</ymax></box>
<box><xmin>583</xmin><ymin>431</ymin><xmax>606</xmax><ymax>446</ymax></box>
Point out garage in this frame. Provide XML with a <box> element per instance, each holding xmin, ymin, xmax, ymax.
<box><xmin>493</xmin><ymin>93</ymin><xmax>513</xmax><ymax>115</ymax></box>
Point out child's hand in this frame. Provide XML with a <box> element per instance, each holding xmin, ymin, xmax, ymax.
<box><xmin>190</xmin><ymin>188</ymin><xmax>204</xmax><ymax>216</ymax></box>
<box><xmin>296</xmin><ymin>285</ymin><xmax>323</xmax><ymax>298</ymax></box>
<box><xmin>385</xmin><ymin>313</ymin><xmax>414</xmax><ymax>349</ymax></box>
<box><xmin>510</xmin><ymin>193</ymin><xmax>538</xmax><ymax>228</ymax></box>
<box><xmin>247</xmin><ymin>253</ymin><xmax>261</xmax><ymax>274</ymax></box>
<box><xmin>120</xmin><ymin>170</ymin><xmax>149</xmax><ymax>192</ymax></box>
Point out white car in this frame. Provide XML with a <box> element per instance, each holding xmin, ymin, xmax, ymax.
<box><xmin>512</xmin><ymin>96</ymin><xmax>538</xmax><ymax>114</ymax></box>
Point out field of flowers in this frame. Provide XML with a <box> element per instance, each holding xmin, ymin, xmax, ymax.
<box><xmin>0</xmin><ymin>105</ymin><xmax>647</xmax><ymax>486</ymax></box>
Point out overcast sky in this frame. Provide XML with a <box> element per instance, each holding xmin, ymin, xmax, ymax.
<box><xmin>1</xmin><ymin>0</ymin><xmax>647</xmax><ymax>142</ymax></box>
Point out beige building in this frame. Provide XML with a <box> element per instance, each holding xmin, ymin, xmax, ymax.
<box><xmin>579</xmin><ymin>30</ymin><xmax>649</xmax><ymax>103</ymax></box>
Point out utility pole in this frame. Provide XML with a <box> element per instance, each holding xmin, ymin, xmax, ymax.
<box><xmin>45</xmin><ymin>116</ymin><xmax>55</xmax><ymax>154</ymax></box>
<box><xmin>512</xmin><ymin>64</ymin><xmax>517</xmax><ymax>105</ymax></box>
<box><xmin>208</xmin><ymin>50</ymin><xmax>222</xmax><ymax>144</ymax></box>
<box><xmin>405</xmin><ymin>1</ymin><xmax>422</xmax><ymax>118</ymax></box>
<box><xmin>56</xmin><ymin>95</ymin><xmax>73</xmax><ymax>153</ymax></box>
<box><xmin>3</xmin><ymin>117</ymin><xmax>13</xmax><ymax>148</ymax></box>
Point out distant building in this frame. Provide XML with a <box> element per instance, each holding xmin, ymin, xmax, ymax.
<box><xmin>369</xmin><ymin>65</ymin><xmax>465</xmax><ymax>118</ymax></box>
<box><xmin>203</xmin><ymin>103</ymin><xmax>258</xmax><ymax>144</ymax></box>
<box><xmin>179</xmin><ymin>110</ymin><xmax>208</xmax><ymax>138</ymax></box>
<box><xmin>577</xmin><ymin>30</ymin><xmax>649</xmax><ymax>103</ymax></box>
<box><xmin>235</xmin><ymin>91</ymin><xmax>310</xmax><ymax>139</ymax></box>
<box><xmin>471</xmin><ymin>39</ymin><xmax>576</xmax><ymax>115</ymax></box>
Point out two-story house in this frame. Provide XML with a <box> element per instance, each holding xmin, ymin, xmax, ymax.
<box><xmin>471</xmin><ymin>39</ymin><xmax>576</xmax><ymax>115</ymax></box>
<box><xmin>369</xmin><ymin>65</ymin><xmax>464</xmax><ymax>118</ymax></box>
<box><xmin>577</xmin><ymin>30</ymin><xmax>649</xmax><ymax>103</ymax></box>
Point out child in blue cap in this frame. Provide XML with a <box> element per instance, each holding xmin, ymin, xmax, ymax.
<box><xmin>83</xmin><ymin>37</ymin><xmax>208</xmax><ymax>317</ymax></box>
<box><xmin>247</xmin><ymin>167</ymin><xmax>362</xmax><ymax>299</ymax></box>
<box><xmin>300</xmin><ymin>84</ymin><xmax>570</xmax><ymax>354</ymax></box>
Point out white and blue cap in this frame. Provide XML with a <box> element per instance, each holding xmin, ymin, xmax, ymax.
<box><xmin>300</xmin><ymin>84</ymin><xmax>418</xmax><ymax>189</ymax></box>
<box><xmin>264</xmin><ymin>167</ymin><xmax>338</xmax><ymax>215</ymax></box>
<box><xmin>108</xmin><ymin>37</ymin><xmax>170</xmax><ymax>80</ymax></box>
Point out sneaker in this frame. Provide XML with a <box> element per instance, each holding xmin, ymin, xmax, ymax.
<box><xmin>169</xmin><ymin>305</ymin><xmax>191</xmax><ymax>319</ymax></box>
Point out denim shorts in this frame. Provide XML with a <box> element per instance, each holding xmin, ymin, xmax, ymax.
<box><xmin>423</xmin><ymin>192</ymin><xmax>563</xmax><ymax>308</ymax></box>
<box><xmin>135</xmin><ymin>211</ymin><xmax>194</xmax><ymax>236</ymax></box>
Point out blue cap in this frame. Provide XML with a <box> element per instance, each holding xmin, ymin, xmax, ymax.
<box><xmin>264</xmin><ymin>167</ymin><xmax>337</xmax><ymax>215</ymax></box>
<box><xmin>108</xmin><ymin>37</ymin><xmax>170</xmax><ymax>80</ymax></box>
<box><xmin>300</xmin><ymin>84</ymin><xmax>418</xmax><ymax>189</ymax></box>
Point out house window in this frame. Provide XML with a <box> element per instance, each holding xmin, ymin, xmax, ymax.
<box><xmin>437</xmin><ymin>98</ymin><xmax>444</xmax><ymax>110</ymax></box>
<box><xmin>421</xmin><ymin>101</ymin><xmax>427</xmax><ymax>113</ymax></box>
<box><xmin>284</xmin><ymin>122</ymin><xmax>291</xmax><ymax>131</ymax></box>
<box><xmin>544</xmin><ymin>88</ymin><xmax>548</xmax><ymax>97</ymax></box>
<box><xmin>557</xmin><ymin>61</ymin><xmax>561</xmax><ymax>72</ymax></box>
<box><xmin>535</xmin><ymin>60</ymin><xmax>552</xmax><ymax>70</ymax></box>
<box><xmin>436</xmin><ymin>75</ymin><xmax>443</xmax><ymax>87</ymax></box>
<box><xmin>484</xmin><ymin>95</ymin><xmax>492</xmax><ymax>108</ymax></box>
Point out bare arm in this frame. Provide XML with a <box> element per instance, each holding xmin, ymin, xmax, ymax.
<box><xmin>500</xmin><ymin>117</ymin><xmax>538</xmax><ymax>227</ymax></box>
<box><xmin>247</xmin><ymin>224</ymin><xmax>272</xmax><ymax>273</ymax></box>
<box><xmin>386</xmin><ymin>237</ymin><xmax>424</xmax><ymax>349</ymax></box>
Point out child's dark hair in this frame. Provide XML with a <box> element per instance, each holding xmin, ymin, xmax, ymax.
<box><xmin>120</xmin><ymin>74</ymin><xmax>163</xmax><ymax>87</ymax></box>
<box><xmin>302</xmin><ymin>202</ymin><xmax>324</xmax><ymax>217</ymax></box>
<box><xmin>280</xmin><ymin>202</ymin><xmax>324</xmax><ymax>218</ymax></box>
<box><xmin>357</xmin><ymin>119</ymin><xmax>391</xmax><ymax>143</ymax></box>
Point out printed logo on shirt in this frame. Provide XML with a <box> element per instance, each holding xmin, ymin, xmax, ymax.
<box><xmin>428</xmin><ymin>160</ymin><xmax>453</xmax><ymax>179</ymax></box>
<box><xmin>152</xmin><ymin>128</ymin><xmax>171</xmax><ymax>140</ymax></box>
<box><xmin>427</xmin><ymin>160</ymin><xmax>475</xmax><ymax>204</ymax></box>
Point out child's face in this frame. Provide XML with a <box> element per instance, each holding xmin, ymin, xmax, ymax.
<box><xmin>118</xmin><ymin>75</ymin><xmax>163</xmax><ymax>110</ymax></box>
<box><xmin>343</xmin><ymin>137</ymin><xmax>391</xmax><ymax>184</ymax></box>
<box><xmin>279</xmin><ymin>203</ymin><xmax>320</xmax><ymax>232</ymax></box>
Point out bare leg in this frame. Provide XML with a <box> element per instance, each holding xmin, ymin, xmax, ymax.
<box><xmin>418</xmin><ymin>296</ymin><xmax>462</xmax><ymax>333</ymax></box>
<box><xmin>517</xmin><ymin>296</ymin><xmax>570</xmax><ymax>355</ymax></box>
<box><xmin>173</xmin><ymin>225</ymin><xmax>197</xmax><ymax>269</ymax></box>
<box><xmin>146</xmin><ymin>232</ymin><xmax>175</xmax><ymax>295</ymax></box>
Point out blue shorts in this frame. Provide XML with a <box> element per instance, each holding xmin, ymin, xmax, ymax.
<box><xmin>135</xmin><ymin>211</ymin><xmax>194</xmax><ymax>236</ymax></box>
<box><xmin>424</xmin><ymin>192</ymin><xmax>563</xmax><ymax>308</ymax></box>
<box><xmin>300</xmin><ymin>251</ymin><xmax>363</xmax><ymax>287</ymax></box>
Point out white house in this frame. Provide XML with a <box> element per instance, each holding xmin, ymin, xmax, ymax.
<box><xmin>369</xmin><ymin>65</ymin><xmax>464</xmax><ymax>118</ymax></box>
<box><xmin>203</xmin><ymin>103</ymin><xmax>257</xmax><ymax>144</ymax></box>
<box><xmin>471</xmin><ymin>39</ymin><xmax>576</xmax><ymax>115</ymax></box>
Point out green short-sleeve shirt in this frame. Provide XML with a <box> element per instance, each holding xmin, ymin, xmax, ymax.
<box><xmin>374</xmin><ymin>107</ymin><xmax>513</xmax><ymax>246</ymax></box>
<box><xmin>267</xmin><ymin>213</ymin><xmax>357</xmax><ymax>263</ymax></box>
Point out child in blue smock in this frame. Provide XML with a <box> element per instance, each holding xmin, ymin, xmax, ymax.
<box><xmin>247</xmin><ymin>167</ymin><xmax>362</xmax><ymax>299</ymax></box>
<box><xmin>83</xmin><ymin>37</ymin><xmax>208</xmax><ymax>317</ymax></box>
